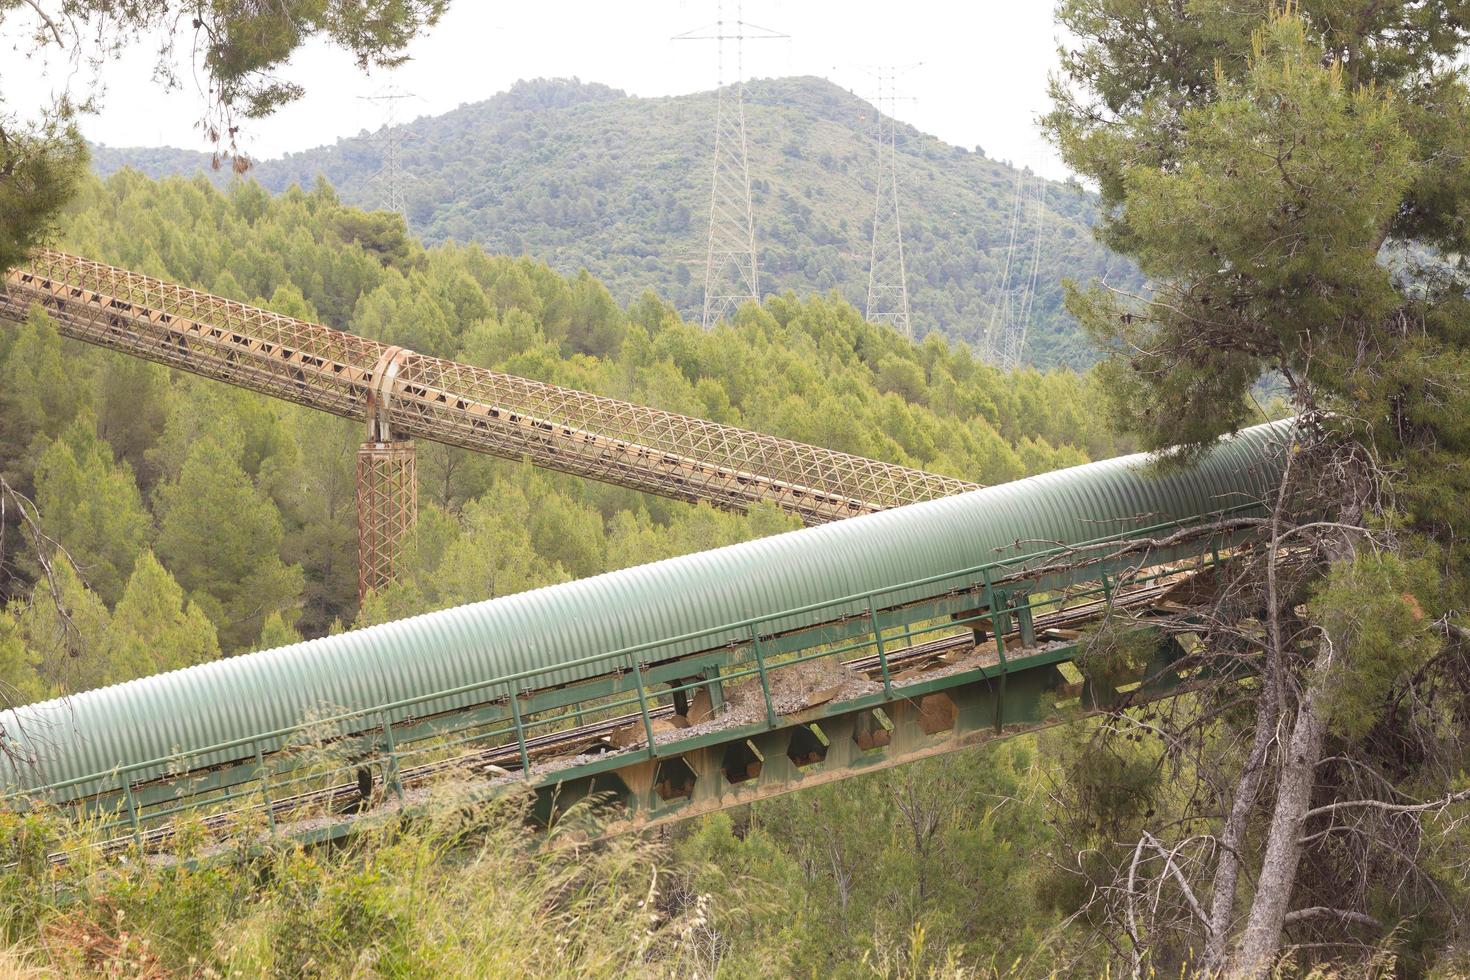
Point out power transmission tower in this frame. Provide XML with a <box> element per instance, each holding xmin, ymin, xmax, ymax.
<box><xmin>674</xmin><ymin>3</ymin><xmax>787</xmax><ymax>329</ymax></box>
<box><xmin>360</xmin><ymin>87</ymin><xmax>419</xmax><ymax>219</ymax></box>
<box><xmin>862</xmin><ymin>65</ymin><xmax>920</xmax><ymax>340</ymax></box>
<box><xmin>982</xmin><ymin>164</ymin><xmax>1047</xmax><ymax>369</ymax></box>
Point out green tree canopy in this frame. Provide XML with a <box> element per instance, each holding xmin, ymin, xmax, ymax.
<box><xmin>1049</xmin><ymin>2</ymin><xmax>1470</xmax><ymax>457</ymax></box>
<box><xmin>0</xmin><ymin>607</ymin><xmax>44</xmax><ymax>706</ymax></box>
<box><xmin>1047</xmin><ymin>4</ymin><xmax>1470</xmax><ymax>974</ymax></box>
<box><xmin>154</xmin><ymin>437</ymin><xmax>303</xmax><ymax>651</ymax></box>
<box><xmin>1</xmin><ymin>0</ymin><xmax>450</xmax><ymax>274</ymax></box>
<box><xmin>18</xmin><ymin>556</ymin><xmax>112</xmax><ymax>693</ymax></box>
<box><xmin>33</xmin><ymin>416</ymin><xmax>150</xmax><ymax>607</ymax></box>
<box><xmin>108</xmin><ymin>551</ymin><xmax>221</xmax><ymax>682</ymax></box>
<box><xmin>0</xmin><ymin>308</ymin><xmax>86</xmax><ymax>476</ymax></box>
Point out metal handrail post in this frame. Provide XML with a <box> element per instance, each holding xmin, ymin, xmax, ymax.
<box><xmin>868</xmin><ymin>606</ymin><xmax>894</xmax><ymax>700</ymax></box>
<box><xmin>253</xmin><ymin>741</ymin><xmax>276</xmax><ymax>833</ymax></box>
<box><xmin>507</xmin><ymin>687</ymin><xmax>532</xmax><ymax>779</ymax></box>
<box><xmin>749</xmin><ymin>625</ymin><xmax>778</xmax><ymax>726</ymax></box>
<box><xmin>121</xmin><ymin>778</ymin><xmax>142</xmax><ymax>849</ymax></box>
<box><xmin>379</xmin><ymin>712</ymin><xmax>405</xmax><ymax>799</ymax></box>
<box><xmin>630</xmin><ymin>658</ymin><xmax>658</xmax><ymax>759</ymax></box>
<box><xmin>982</xmin><ymin>567</ymin><xmax>1009</xmax><ymax>732</ymax></box>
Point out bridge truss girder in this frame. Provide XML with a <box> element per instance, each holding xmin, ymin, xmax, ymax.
<box><xmin>3</xmin><ymin>251</ymin><xmax>979</xmax><ymax>515</ymax></box>
<box><xmin>2</xmin><ymin>251</ymin><xmax>979</xmax><ymax>599</ymax></box>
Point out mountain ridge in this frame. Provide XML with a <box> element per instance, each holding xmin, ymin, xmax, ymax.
<box><xmin>91</xmin><ymin>76</ymin><xmax>1138</xmax><ymax>367</ymax></box>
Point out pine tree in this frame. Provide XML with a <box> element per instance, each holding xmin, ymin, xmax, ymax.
<box><xmin>19</xmin><ymin>556</ymin><xmax>113</xmax><ymax>693</ymax></box>
<box><xmin>258</xmin><ymin>610</ymin><xmax>304</xmax><ymax>649</ymax></box>
<box><xmin>146</xmin><ymin>378</ymin><xmax>299</xmax><ymax>496</ymax></box>
<box><xmin>0</xmin><ymin>309</ymin><xmax>89</xmax><ymax>479</ymax></box>
<box><xmin>429</xmin><ymin>488</ymin><xmax>568</xmax><ymax>607</ymax></box>
<box><xmin>351</xmin><ymin>270</ymin><xmax>455</xmax><ymax>356</ymax></box>
<box><xmin>3</xmin><ymin>0</ymin><xmax>449</xmax><ymax>278</ymax></box>
<box><xmin>566</xmin><ymin>269</ymin><xmax>627</xmax><ymax>358</ymax></box>
<box><xmin>0</xmin><ymin>606</ymin><xmax>44</xmax><ymax>706</ymax></box>
<box><xmin>517</xmin><ymin>471</ymin><xmax>607</xmax><ymax>580</ymax></box>
<box><xmin>274</xmin><ymin>412</ymin><xmax>358</xmax><ymax>637</ymax></box>
<box><xmin>1047</xmin><ymin>5</ymin><xmax>1470</xmax><ymax>973</ymax></box>
<box><xmin>92</xmin><ymin>354</ymin><xmax>172</xmax><ymax>492</ymax></box>
<box><xmin>107</xmin><ymin>551</ymin><xmax>221</xmax><ymax>681</ymax></box>
<box><xmin>0</xmin><ymin>113</ymin><xmax>86</xmax><ymax>274</ymax></box>
<box><xmin>33</xmin><ymin>416</ymin><xmax>150</xmax><ymax>607</ymax></box>
<box><xmin>154</xmin><ymin>438</ymin><xmax>303</xmax><ymax>651</ymax></box>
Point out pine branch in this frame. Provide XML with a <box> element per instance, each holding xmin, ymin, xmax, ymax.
<box><xmin>0</xmin><ymin>474</ymin><xmax>83</xmax><ymax>650</ymax></box>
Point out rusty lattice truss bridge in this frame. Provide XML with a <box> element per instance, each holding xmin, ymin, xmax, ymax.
<box><xmin>1</xmin><ymin>251</ymin><xmax>978</xmax><ymax>597</ymax></box>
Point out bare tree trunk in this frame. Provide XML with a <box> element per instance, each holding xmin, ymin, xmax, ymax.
<box><xmin>1206</xmin><ymin>467</ymin><xmax>1292</xmax><ymax>971</ymax></box>
<box><xmin>1203</xmin><ymin>680</ymin><xmax>1276</xmax><ymax>969</ymax></box>
<box><xmin>894</xmin><ymin>776</ymin><xmax>942</xmax><ymax>907</ymax></box>
<box><xmin>1228</xmin><ymin>668</ymin><xmax>1328</xmax><ymax>978</ymax></box>
<box><xmin>1226</xmin><ymin>444</ymin><xmax>1365</xmax><ymax>977</ymax></box>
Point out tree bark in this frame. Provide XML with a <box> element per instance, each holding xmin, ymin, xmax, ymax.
<box><xmin>1227</xmin><ymin>666</ymin><xmax>1328</xmax><ymax>978</ymax></box>
<box><xmin>1205</xmin><ymin>453</ymin><xmax>1294</xmax><ymax>972</ymax></box>
<box><xmin>1203</xmin><ymin>679</ymin><xmax>1276</xmax><ymax>970</ymax></box>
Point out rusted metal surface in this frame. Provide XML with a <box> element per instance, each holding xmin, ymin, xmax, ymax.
<box><xmin>356</xmin><ymin>440</ymin><xmax>417</xmax><ymax>601</ymax></box>
<box><xmin>364</xmin><ymin>346</ymin><xmax>410</xmax><ymax>442</ymax></box>
<box><xmin>2</xmin><ymin>250</ymin><xmax>979</xmax><ymax>524</ymax></box>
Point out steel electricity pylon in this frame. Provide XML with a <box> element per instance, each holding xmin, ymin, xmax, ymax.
<box><xmin>673</xmin><ymin>3</ymin><xmax>787</xmax><ymax>329</ymax></box>
<box><xmin>982</xmin><ymin>163</ymin><xmax>1047</xmax><ymax>370</ymax></box>
<box><xmin>861</xmin><ymin>65</ymin><xmax>921</xmax><ymax>339</ymax></box>
<box><xmin>360</xmin><ymin>87</ymin><xmax>419</xmax><ymax>219</ymax></box>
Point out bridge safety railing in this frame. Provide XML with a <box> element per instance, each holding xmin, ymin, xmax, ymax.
<box><xmin>4</xmin><ymin>503</ymin><xmax>1260</xmax><ymax>852</ymax></box>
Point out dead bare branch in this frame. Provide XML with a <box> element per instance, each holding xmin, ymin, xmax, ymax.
<box><xmin>1303</xmin><ymin>788</ymin><xmax>1470</xmax><ymax>823</ymax></box>
<box><xmin>1282</xmin><ymin>907</ymin><xmax>1382</xmax><ymax>931</ymax></box>
<box><xmin>0</xmin><ymin>474</ymin><xmax>83</xmax><ymax>650</ymax></box>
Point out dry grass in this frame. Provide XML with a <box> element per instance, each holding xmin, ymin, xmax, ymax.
<box><xmin>0</xmin><ymin>777</ymin><xmax>721</xmax><ymax>978</ymax></box>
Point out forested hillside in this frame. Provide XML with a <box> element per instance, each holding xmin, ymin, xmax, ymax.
<box><xmin>7</xmin><ymin>0</ymin><xmax>1470</xmax><ymax>973</ymax></box>
<box><xmin>0</xmin><ymin>170</ymin><xmax>1120</xmax><ymax>693</ymax></box>
<box><xmin>0</xmin><ymin>171</ymin><xmax>1120</xmax><ymax>974</ymax></box>
<box><xmin>91</xmin><ymin>76</ymin><xmax>1141</xmax><ymax>367</ymax></box>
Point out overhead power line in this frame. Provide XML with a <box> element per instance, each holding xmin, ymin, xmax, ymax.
<box><xmin>982</xmin><ymin>161</ymin><xmax>1046</xmax><ymax>370</ymax></box>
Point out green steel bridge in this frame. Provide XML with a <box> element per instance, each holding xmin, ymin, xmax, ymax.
<box><xmin>0</xmin><ymin>422</ymin><xmax>1286</xmax><ymax>858</ymax></box>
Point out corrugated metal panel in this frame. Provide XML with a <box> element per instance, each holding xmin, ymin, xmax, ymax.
<box><xmin>0</xmin><ymin>422</ymin><xmax>1288</xmax><ymax>798</ymax></box>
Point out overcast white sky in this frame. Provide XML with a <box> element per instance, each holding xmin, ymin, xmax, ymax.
<box><xmin>8</xmin><ymin>1</ymin><xmax>1069</xmax><ymax>178</ymax></box>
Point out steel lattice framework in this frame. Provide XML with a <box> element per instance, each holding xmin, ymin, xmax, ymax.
<box><xmin>356</xmin><ymin>441</ymin><xmax>417</xmax><ymax>597</ymax></box>
<box><xmin>2</xmin><ymin>250</ymin><xmax>979</xmax><ymax>527</ymax></box>
<box><xmin>361</xmin><ymin>88</ymin><xmax>418</xmax><ymax>219</ymax></box>
<box><xmin>698</xmin><ymin>78</ymin><xmax>761</xmax><ymax>329</ymax></box>
<box><xmin>673</xmin><ymin>3</ymin><xmax>786</xmax><ymax>329</ymax></box>
<box><xmin>981</xmin><ymin>168</ymin><xmax>1046</xmax><ymax>370</ymax></box>
<box><xmin>864</xmin><ymin>68</ymin><xmax>914</xmax><ymax>339</ymax></box>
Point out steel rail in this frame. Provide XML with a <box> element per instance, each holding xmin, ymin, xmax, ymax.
<box><xmin>2</xmin><ymin>251</ymin><xmax>979</xmax><ymax>523</ymax></box>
